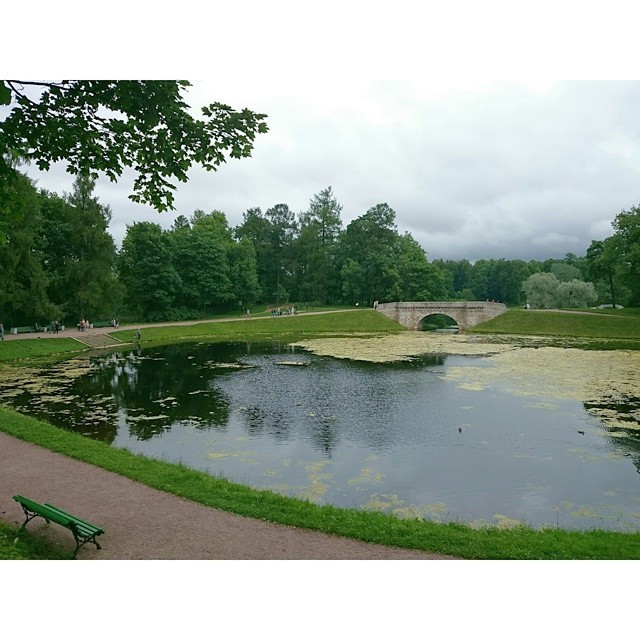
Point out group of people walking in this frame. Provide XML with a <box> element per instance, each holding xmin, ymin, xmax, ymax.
<box><xmin>270</xmin><ymin>307</ymin><xmax>296</xmax><ymax>317</ymax></box>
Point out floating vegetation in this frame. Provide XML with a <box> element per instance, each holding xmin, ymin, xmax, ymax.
<box><xmin>361</xmin><ymin>493</ymin><xmax>441</xmax><ymax>521</ymax></box>
<box><xmin>347</xmin><ymin>467</ymin><xmax>385</xmax><ymax>486</ymax></box>
<box><xmin>291</xmin><ymin>332</ymin><xmax>516</xmax><ymax>362</ymax></box>
<box><xmin>497</xmin><ymin>515</ymin><xmax>527</xmax><ymax>529</ymax></box>
<box><xmin>293</xmin><ymin>333</ymin><xmax>640</xmax><ymax>430</ymax></box>
<box><xmin>362</xmin><ymin>493</ymin><xmax>404</xmax><ymax>513</ymax></box>
<box><xmin>202</xmin><ymin>361</ymin><xmax>253</xmax><ymax>369</ymax></box>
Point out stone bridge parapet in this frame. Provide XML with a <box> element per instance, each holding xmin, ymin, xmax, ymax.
<box><xmin>376</xmin><ymin>301</ymin><xmax>508</xmax><ymax>330</ymax></box>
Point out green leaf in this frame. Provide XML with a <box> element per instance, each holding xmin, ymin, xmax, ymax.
<box><xmin>0</xmin><ymin>82</ymin><xmax>11</xmax><ymax>105</ymax></box>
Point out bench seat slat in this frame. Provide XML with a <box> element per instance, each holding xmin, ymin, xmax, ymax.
<box><xmin>44</xmin><ymin>503</ymin><xmax>104</xmax><ymax>534</ymax></box>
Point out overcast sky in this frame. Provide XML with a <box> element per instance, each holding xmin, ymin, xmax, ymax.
<box><xmin>7</xmin><ymin>1</ymin><xmax>640</xmax><ymax>263</ymax></box>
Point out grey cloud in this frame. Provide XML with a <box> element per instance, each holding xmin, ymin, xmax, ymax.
<box><xmin>19</xmin><ymin>81</ymin><xmax>640</xmax><ymax>261</ymax></box>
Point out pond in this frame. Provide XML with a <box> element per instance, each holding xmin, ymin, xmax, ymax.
<box><xmin>3</xmin><ymin>337</ymin><xmax>640</xmax><ymax>531</ymax></box>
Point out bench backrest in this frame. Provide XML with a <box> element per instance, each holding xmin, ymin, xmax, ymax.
<box><xmin>14</xmin><ymin>495</ymin><xmax>74</xmax><ymax>528</ymax></box>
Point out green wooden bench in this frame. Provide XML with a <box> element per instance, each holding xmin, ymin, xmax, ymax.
<box><xmin>91</xmin><ymin>321</ymin><xmax>113</xmax><ymax>328</ymax></box>
<box><xmin>12</xmin><ymin>325</ymin><xmax>44</xmax><ymax>334</ymax></box>
<box><xmin>13</xmin><ymin>494</ymin><xmax>105</xmax><ymax>558</ymax></box>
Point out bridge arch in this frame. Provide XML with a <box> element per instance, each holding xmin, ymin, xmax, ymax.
<box><xmin>417</xmin><ymin>312</ymin><xmax>460</xmax><ymax>332</ymax></box>
<box><xmin>376</xmin><ymin>301</ymin><xmax>508</xmax><ymax>330</ymax></box>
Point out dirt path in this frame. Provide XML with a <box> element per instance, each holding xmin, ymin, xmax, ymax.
<box><xmin>0</xmin><ymin>432</ymin><xmax>455</xmax><ymax>560</ymax></box>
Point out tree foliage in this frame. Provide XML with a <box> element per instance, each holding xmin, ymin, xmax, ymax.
<box><xmin>118</xmin><ymin>222</ymin><xmax>182</xmax><ymax>320</ymax></box>
<box><xmin>556</xmin><ymin>279</ymin><xmax>597</xmax><ymax>308</ymax></box>
<box><xmin>11</xmin><ymin>168</ymin><xmax>632</xmax><ymax>330</ymax></box>
<box><xmin>38</xmin><ymin>175</ymin><xmax>123</xmax><ymax>321</ymax></box>
<box><xmin>521</xmin><ymin>273</ymin><xmax>597</xmax><ymax>309</ymax></box>
<box><xmin>522</xmin><ymin>272</ymin><xmax>561</xmax><ymax>308</ymax></box>
<box><xmin>0</xmin><ymin>171</ymin><xmax>56</xmax><ymax>325</ymax></box>
<box><xmin>612</xmin><ymin>205</ymin><xmax>640</xmax><ymax>305</ymax></box>
<box><xmin>585</xmin><ymin>238</ymin><xmax>623</xmax><ymax>308</ymax></box>
<box><xmin>296</xmin><ymin>187</ymin><xmax>343</xmax><ymax>304</ymax></box>
<box><xmin>0</xmin><ymin>80</ymin><xmax>268</xmax><ymax>212</ymax></box>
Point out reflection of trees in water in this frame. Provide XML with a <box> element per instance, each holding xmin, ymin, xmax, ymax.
<box><xmin>74</xmin><ymin>344</ymin><xmax>238</xmax><ymax>440</ymax></box>
<box><xmin>584</xmin><ymin>395</ymin><xmax>640</xmax><ymax>473</ymax></box>
<box><xmin>7</xmin><ymin>342</ymin><xmax>448</xmax><ymax>451</ymax></box>
<box><xmin>224</xmin><ymin>353</ymin><xmax>447</xmax><ymax>457</ymax></box>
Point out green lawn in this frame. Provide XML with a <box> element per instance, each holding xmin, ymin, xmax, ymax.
<box><xmin>111</xmin><ymin>309</ymin><xmax>401</xmax><ymax>344</ymax></box>
<box><xmin>0</xmin><ymin>338</ymin><xmax>85</xmax><ymax>363</ymax></box>
<box><xmin>469</xmin><ymin>308</ymin><xmax>640</xmax><ymax>345</ymax></box>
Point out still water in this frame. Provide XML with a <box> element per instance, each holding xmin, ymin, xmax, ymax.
<box><xmin>8</xmin><ymin>341</ymin><xmax>640</xmax><ymax>531</ymax></box>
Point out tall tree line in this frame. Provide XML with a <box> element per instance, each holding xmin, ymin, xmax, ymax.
<box><xmin>3</xmin><ymin>171</ymin><xmax>638</xmax><ymax>328</ymax></box>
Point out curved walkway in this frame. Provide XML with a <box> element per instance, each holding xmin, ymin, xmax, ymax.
<box><xmin>0</xmin><ymin>432</ymin><xmax>455</xmax><ymax>560</ymax></box>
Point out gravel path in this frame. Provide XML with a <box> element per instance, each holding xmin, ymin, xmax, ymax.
<box><xmin>0</xmin><ymin>432</ymin><xmax>455</xmax><ymax>560</ymax></box>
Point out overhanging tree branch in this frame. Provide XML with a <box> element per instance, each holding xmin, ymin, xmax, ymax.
<box><xmin>0</xmin><ymin>80</ymin><xmax>269</xmax><ymax>212</ymax></box>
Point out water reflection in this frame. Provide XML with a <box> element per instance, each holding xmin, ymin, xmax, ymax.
<box><xmin>2</xmin><ymin>341</ymin><xmax>640</xmax><ymax>531</ymax></box>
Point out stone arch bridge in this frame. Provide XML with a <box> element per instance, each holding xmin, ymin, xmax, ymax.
<box><xmin>376</xmin><ymin>301</ymin><xmax>508</xmax><ymax>331</ymax></box>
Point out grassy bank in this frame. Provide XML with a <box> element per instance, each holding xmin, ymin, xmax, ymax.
<box><xmin>469</xmin><ymin>308</ymin><xmax>640</xmax><ymax>347</ymax></box>
<box><xmin>0</xmin><ymin>338</ymin><xmax>86</xmax><ymax>363</ymax></box>
<box><xmin>2</xmin><ymin>406</ymin><xmax>639</xmax><ymax>559</ymax></box>
<box><xmin>2</xmin><ymin>308</ymin><xmax>640</xmax><ymax>559</ymax></box>
<box><xmin>112</xmin><ymin>309</ymin><xmax>402</xmax><ymax>344</ymax></box>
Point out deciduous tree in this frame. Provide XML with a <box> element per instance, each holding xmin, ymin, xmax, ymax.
<box><xmin>0</xmin><ymin>80</ymin><xmax>268</xmax><ymax>212</ymax></box>
<box><xmin>612</xmin><ymin>205</ymin><xmax>640</xmax><ymax>305</ymax></box>
<box><xmin>522</xmin><ymin>272</ymin><xmax>560</xmax><ymax>309</ymax></box>
<box><xmin>119</xmin><ymin>222</ymin><xmax>182</xmax><ymax>320</ymax></box>
<box><xmin>0</xmin><ymin>170</ymin><xmax>57</xmax><ymax>326</ymax></box>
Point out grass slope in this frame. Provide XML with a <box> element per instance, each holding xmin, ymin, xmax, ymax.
<box><xmin>112</xmin><ymin>310</ymin><xmax>403</xmax><ymax>344</ymax></box>
<box><xmin>0</xmin><ymin>338</ymin><xmax>85</xmax><ymax>363</ymax></box>
<box><xmin>470</xmin><ymin>308</ymin><xmax>640</xmax><ymax>344</ymax></box>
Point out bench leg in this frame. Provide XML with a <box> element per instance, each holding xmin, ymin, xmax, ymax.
<box><xmin>71</xmin><ymin>532</ymin><xmax>102</xmax><ymax>559</ymax></box>
<box><xmin>18</xmin><ymin>505</ymin><xmax>50</xmax><ymax>529</ymax></box>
